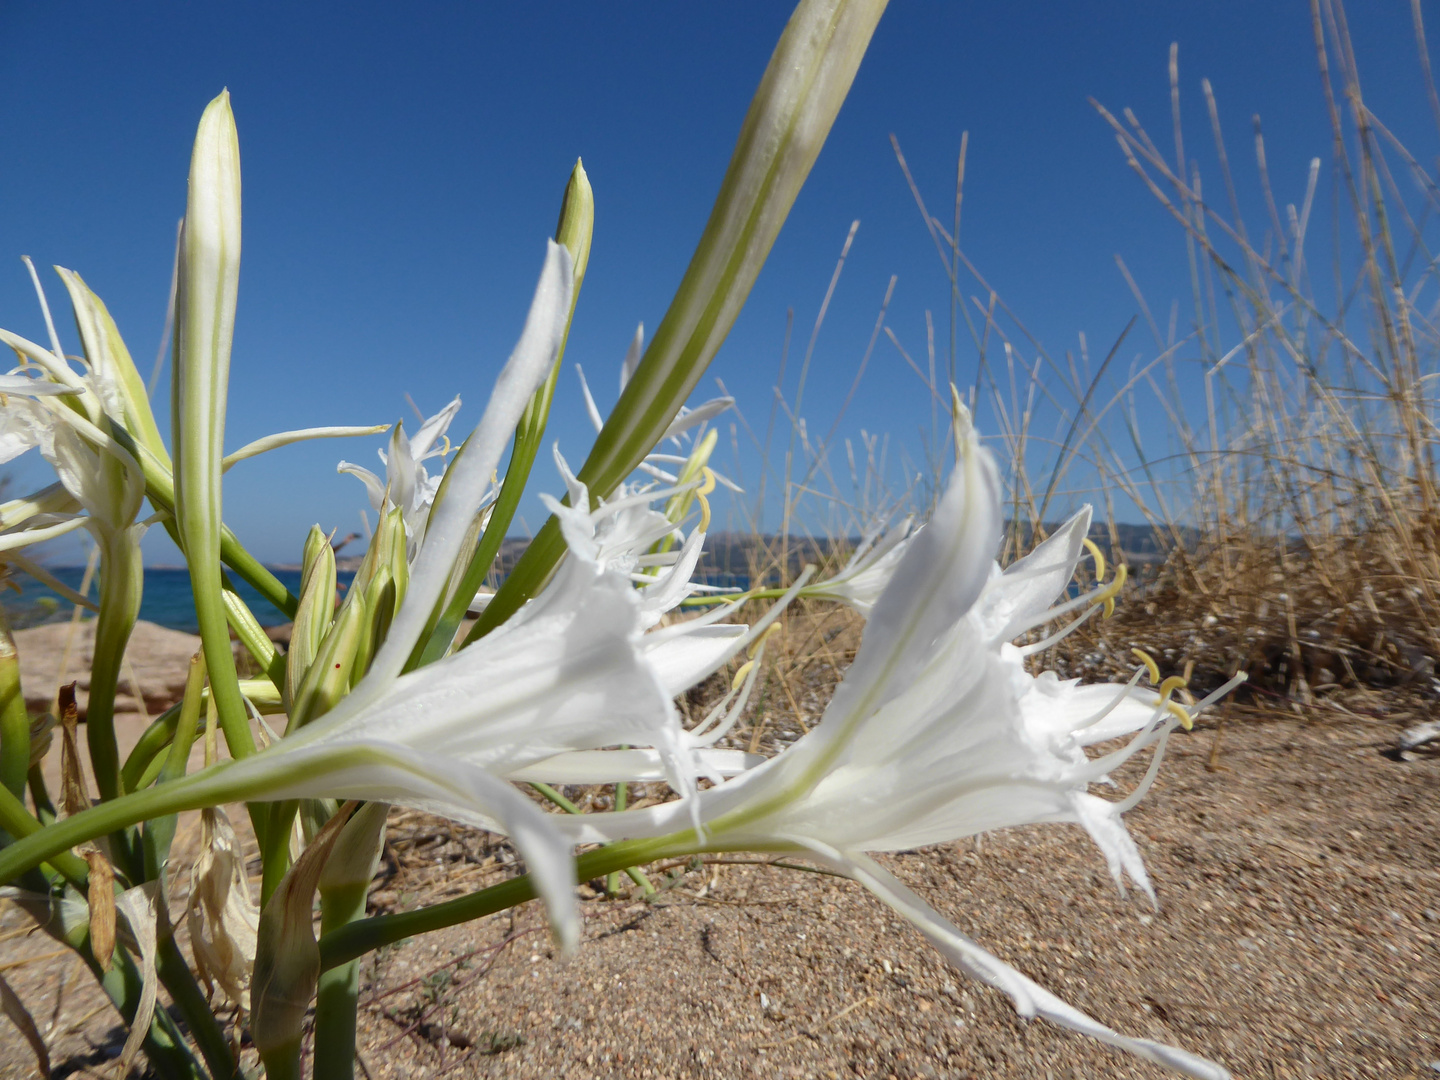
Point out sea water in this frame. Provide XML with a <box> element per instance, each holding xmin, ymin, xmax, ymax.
<box><xmin>4</xmin><ymin>567</ymin><xmax>355</xmax><ymax>632</ymax></box>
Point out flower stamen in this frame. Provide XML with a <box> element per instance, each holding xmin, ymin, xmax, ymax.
<box><xmin>1130</xmin><ymin>648</ymin><xmax>1161</xmax><ymax>685</ymax></box>
<box><xmin>1082</xmin><ymin>537</ymin><xmax>1106</xmax><ymax>583</ymax></box>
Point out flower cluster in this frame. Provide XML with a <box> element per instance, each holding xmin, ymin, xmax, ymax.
<box><xmin>0</xmin><ymin>3</ymin><xmax>1243</xmax><ymax>1076</ymax></box>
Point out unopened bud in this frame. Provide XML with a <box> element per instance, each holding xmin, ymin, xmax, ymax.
<box><xmin>285</xmin><ymin>526</ymin><xmax>337</xmax><ymax>714</ymax></box>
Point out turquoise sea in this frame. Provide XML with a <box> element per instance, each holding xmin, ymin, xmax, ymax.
<box><xmin>5</xmin><ymin>567</ymin><xmax>356</xmax><ymax>632</ymax></box>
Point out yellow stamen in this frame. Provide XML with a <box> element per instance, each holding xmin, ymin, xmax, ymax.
<box><xmin>1095</xmin><ymin>563</ymin><xmax>1126</xmax><ymax>618</ymax></box>
<box><xmin>1130</xmin><ymin>648</ymin><xmax>1161</xmax><ymax>685</ymax></box>
<box><xmin>1165</xmin><ymin>701</ymin><xmax>1194</xmax><ymax>729</ymax></box>
<box><xmin>748</xmin><ymin>622</ymin><xmax>782</xmax><ymax>659</ymax></box>
<box><xmin>731</xmin><ymin>660</ymin><xmax>756</xmax><ymax>691</ymax></box>
<box><xmin>1082</xmin><ymin>538</ymin><xmax>1107</xmax><ymax>583</ymax></box>
<box><xmin>1157</xmin><ymin>675</ymin><xmax>1188</xmax><ymax>699</ymax></box>
<box><xmin>1155</xmin><ymin>674</ymin><xmax>1192</xmax><ymax>730</ymax></box>
<box><xmin>695</xmin><ymin>468</ymin><xmax>717</xmax><ymax>531</ymax></box>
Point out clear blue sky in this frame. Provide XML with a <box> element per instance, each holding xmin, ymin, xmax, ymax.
<box><xmin>3</xmin><ymin>2</ymin><xmax>1435</xmax><ymax>564</ymax></box>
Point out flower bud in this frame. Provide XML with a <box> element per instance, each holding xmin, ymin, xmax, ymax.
<box><xmin>288</xmin><ymin>589</ymin><xmax>367</xmax><ymax>729</ymax></box>
<box><xmin>285</xmin><ymin>526</ymin><xmax>337</xmax><ymax>715</ymax></box>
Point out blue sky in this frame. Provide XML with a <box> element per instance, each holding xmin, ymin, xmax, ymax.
<box><xmin>3</xmin><ymin>2</ymin><xmax>1436</xmax><ymax>564</ymax></box>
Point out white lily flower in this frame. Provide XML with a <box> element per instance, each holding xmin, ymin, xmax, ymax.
<box><xmin>562</xmin><ymin>417</ymin><xmax>1237</xmax><ymax>1079</ymax></box>
<box><xmin>805</xmin><ymin>512</ymin><xmax>915</xmax><ymax>615</ymax></box>
<box><xmin>576</xmin><ymin>327</ymin><xmax>737</xmax><ymax>487</ymax></box>
<box><xmin>0</xmin><ymin>364</ymin><xmax>88</xmax><ymax>465</ymax></box>
<box><xmin>100</xmin><ymin>241</ymin><xmax>696</xmax><ymax>952</ymax></box>
<box><xmin>0</xmin><ymin>396</ymin><xmax>53</xmax><ymax>467</ymax></box>
<box><xmin>338</xmin><ymin>395</ymin><xmax>464</xmax><ymax>560</ymax></box>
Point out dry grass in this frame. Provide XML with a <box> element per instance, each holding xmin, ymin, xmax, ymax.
<box><xmin>742</xmin><ymin>0</ymin><xmax>1440</xmax><ymax>721</ymax></box>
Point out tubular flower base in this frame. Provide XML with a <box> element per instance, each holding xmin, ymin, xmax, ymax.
<box><xmin>564</xmin><ymin>412</ymin><xmax>1239</xmax><ymax>1080</ymax></box>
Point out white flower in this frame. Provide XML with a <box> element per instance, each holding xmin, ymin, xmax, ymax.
<box><xmin>564</xmin><ymin>416</ymin><xmax>1238</xmax><ymax>1079</ymax></box>
<box><xmin>338</xmin><ymin>396</ymin><xmax>464</xmax><ymax>560</ymax></box>
<box><xmin>129</xmin><ymin>241</ymin><xmax>710</xmax><ymax>951</ymax></box>
<box><xmin>0</xmin><ymin>371</ymin><xmax>83</xmax><ymax>465</ymax></box>
<box><xmin>575</xmin><ymin>323</ymin><xmax>737</xmax><ymax>488</ymax></box>
<box><xmin>805</xmin><ymin>512</ymin><xmax>914</xmax><ymax>615</ymax></box>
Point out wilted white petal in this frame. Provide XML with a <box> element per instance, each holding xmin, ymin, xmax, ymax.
<box><xmin>114</xmin><ymin>883</ymin><xmax>161</xmax><ymax>1075</ymax></box>
<box><xmin>187</xmin><ymin>806</ymin><xmax>259</xmax><ymax>1009</ymax></box>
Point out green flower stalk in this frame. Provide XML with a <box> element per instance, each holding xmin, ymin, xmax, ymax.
<box><xmin>0</xmin><ymin>608</ymin><xmax>29</xmax><ymax>801</ymax></box>
<box><xmin>172</xmin><ymin>90</ymin><xmax>255</xmax><ymax>763</ymax></box>
<box><xmin>313</xmin><ymin>801</ymin><xmax>388</xmax><ymax>1080</ymax></box>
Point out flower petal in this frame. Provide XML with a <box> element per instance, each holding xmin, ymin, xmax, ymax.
<box><xmin>229</xmin><ymin>741</ymin><xmax>581</xmax><ymax>951</ymax></box>
<box><xmin>793</xmin><ymin>841</ymin><xmax>1230</xmax><ymax>1080</ymax></box>
<box><xmin>360</xmin><ymin>241</ymin><xmax>574</xmax><ymax>690</ymax></box>
<box><xmin>820</xmin><ymin>432</ymin><xmax>1001</xmax><ymax>740</ymax></box>
<box><xmin>409</xmin><ymin>396</ymin><xmax>462</xmax><ymax>461</ymax></box>
<box><xmin>509</xmin><ymin>747</ymin><xmax>761</xmax><ymax>784</ymax></box>
<box><xmin>645</xmin><ymin>624</ymin><xmax>748</xmax><ymax>698</ymax></box>
<box><xmin>337</xmin><ymin>461</ymin><xmax>387</xmax><ymax>513</ymax></box>
<box><xmin>981</xmin><ymin>506</ymin><xmax>1093</xmax><ymax>641</ymax></box>
<box><xmin>299</xmin><ymin>547</ymin><xmax>690</xmax><ymax>804</ymax></box>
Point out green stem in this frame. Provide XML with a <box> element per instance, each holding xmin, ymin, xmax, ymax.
<box><xmin>527</xmin><ymin>784</ymin><xmax>652</xmax><ymax>896</ymax></box>
<box><xmin>312</xmin><ymin>883</ymin><xmax>371</xmax><ymax>1080</ymax></box>
<box><xmin>26</xmin><ymin>764</ymin><xmax>54</xmax><ymax>823</ymax></box>
<box><xmin>142</xmin><ymin>654</ymin><xmax>206</xmax><ymax>882</ymax></box>
<box><xmin>606</xmin><ymin>775</ymin><xmax>629</xmax><ymax>896</ymax></box>
<box><xmin>0</xmin><ymin>645</ymin><xmax>29</xmax><ymax>801</ymax></box>
<box><xmin>0</xmin><ymin>779</ymin><xmax>90</xmax><ymax>884</ymax></box>
<box><xmin>318</xmin><ymin>836</ymin><xmax>691</xmax><ymax>970</ymax></box>
<box><xmin>157</xmin><ymin>935</ymin><xmax>240</xmax><ymax>1079</ymax></box>
<box><xmin>0</xmin><ymin>743</ymin><xmax>356</xmax><ymax>885</ymax></box>
<box><xmin>85</xmin><ymin>527</ymin><xmax>146</xmax><ymax>802</ymax></box>
<box><xmin>121</xmin><ymin>703</ymin><xmax>184</xmax><ymax>793</ymax></box>
<box><xmin>261</xmin><ymin>799</ymin><xmax>300</xmax><ymax>905</ymax></box>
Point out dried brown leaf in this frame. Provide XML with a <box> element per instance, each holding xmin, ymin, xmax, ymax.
<box><xmin>83</xmin><ymin>850</ymin><xmax>116</xmax><ymax>970</ymax></box>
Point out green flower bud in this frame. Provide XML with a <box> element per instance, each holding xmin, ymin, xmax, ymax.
<box><xmin>285</xmin><ymin>526</ymin><xmax>337</xmax><ymax>716</ymax></box>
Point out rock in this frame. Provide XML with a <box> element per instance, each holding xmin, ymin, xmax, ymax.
<box><xmin>1399</xmin><ymin>719</ymin><xmax>1440</xmax><ymax>752</ymax></box>
<box><xmin>12</xmin><ymin>618</ymin><xmax>204</xmax><ymax>718</ymax></box>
